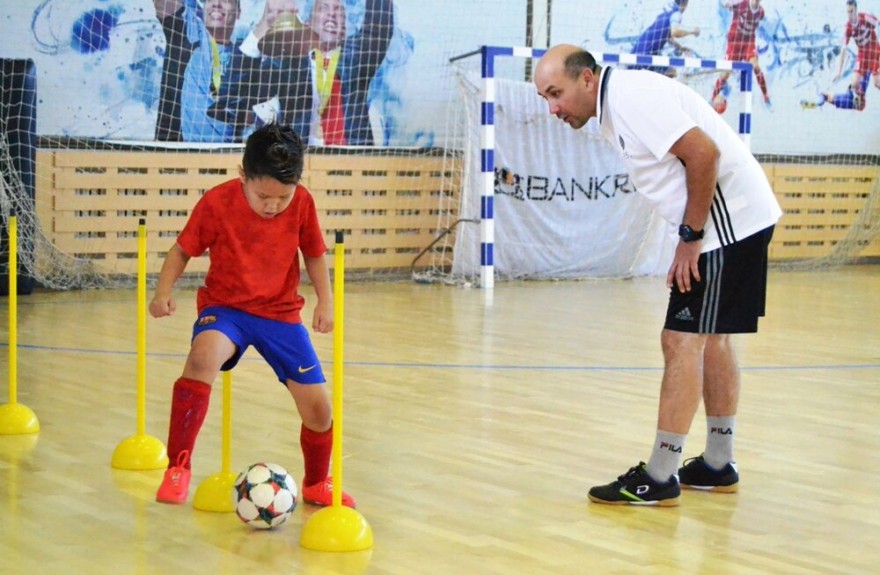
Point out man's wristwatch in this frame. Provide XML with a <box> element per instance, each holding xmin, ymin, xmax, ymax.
<box><xmin>678</xmin><ymin>224</ymin><xmax>704</xmax><ymax>242</ymax></box>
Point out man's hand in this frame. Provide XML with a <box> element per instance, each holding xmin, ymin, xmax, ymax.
<box><xmin>666</xmin><ymin>240</ymin><xmax>702</xmax><ymax>293</ymax></box>
<box><xmin>254</xmin><ymin>0</ymin><xmax>300</xmax><ymax>40</ymax></box>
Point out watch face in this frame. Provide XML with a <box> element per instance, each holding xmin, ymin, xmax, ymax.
<box><xmin>679</xmin><ymin>225</ymin><xmax>702</xmax><ymax>242</ymax></box>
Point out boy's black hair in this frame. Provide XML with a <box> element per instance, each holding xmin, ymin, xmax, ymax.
<box><xmin>242</xmin><ymin>123</ymin><xmax>305</xmax><ymax>184</ymax></box>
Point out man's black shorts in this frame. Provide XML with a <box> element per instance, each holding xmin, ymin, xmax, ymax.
<box><xmin>664</xmin><ymin>226</ymin><xmax>774</xmax><ymax>334</ymax></box>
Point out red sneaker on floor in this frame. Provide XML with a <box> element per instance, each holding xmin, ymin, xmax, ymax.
<box><xmin>301</xmin><ymin>477</ymin><xmax>356</xmax><ymax>508</ymax></box>
<box><xmin>156</xmin><ymin>450</ymin><xmax>192</xmax><ymax>504</ymax></box>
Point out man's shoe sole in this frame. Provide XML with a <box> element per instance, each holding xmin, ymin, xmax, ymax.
<box><xmin>680</xmin><ymin>482</ymin><xmax>738</xmax><ymax>493</ymax></box>
<box><xmin>588</xmin><ymin>494</ymin><xmax>680</xmax><ymax>507</ymax></box>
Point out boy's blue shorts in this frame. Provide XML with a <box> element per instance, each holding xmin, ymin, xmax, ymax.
<box><xmin>192</xmin><ymin>306</ymin><xmax>325</xmax><ymax>385</ymax></box>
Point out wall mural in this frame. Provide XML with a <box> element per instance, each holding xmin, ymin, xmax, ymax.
<box><xmin>0</xmin><ymin>0</ymin><xmax>877</xmax><ymax>153</ymax></box>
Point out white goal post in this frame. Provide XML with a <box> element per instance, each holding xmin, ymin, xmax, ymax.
<box><xmin>439</xmin><ymin>45</ymin><xmax>755</xmax><ymax>289</ymax></box>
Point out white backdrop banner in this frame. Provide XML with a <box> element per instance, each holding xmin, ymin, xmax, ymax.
<box><xmin>453</xmin><ymin>75</ymin><xmax>677</xmax><ymax>279</ymax></box>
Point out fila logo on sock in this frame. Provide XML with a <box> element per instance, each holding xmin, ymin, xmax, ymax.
<box><xmin>710</xmin><ymin>427</ymin><xmax>733</xmax><ymax>435</ymax></box>
<box><xmin>660</xmin><ymin>441</ymin><xmax>683</xmax><ymax>453</ymax></box>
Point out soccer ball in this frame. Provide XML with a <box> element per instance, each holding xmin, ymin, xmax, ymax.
<box><xmin>233</xmin><ymin>462</ymin><xmax>298</xmax><ymax>529</ymax></box>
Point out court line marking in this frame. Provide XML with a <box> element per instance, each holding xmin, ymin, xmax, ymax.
<box><xmin>1</xmin><ymin>342</ymin><xmax>877</xmax><ymax>372</ymax></box>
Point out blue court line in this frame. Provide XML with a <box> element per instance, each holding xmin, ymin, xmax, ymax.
<box><xmin>1</xmin><ymin>342</ymin><xmax>877</xmax><ymax>372</ymax></box>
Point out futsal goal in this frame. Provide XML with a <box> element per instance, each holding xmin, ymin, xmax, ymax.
<box><xmin>415</xmin><ymin>45</ymin><xmax>880</xmax><ymax>288</ymax></box>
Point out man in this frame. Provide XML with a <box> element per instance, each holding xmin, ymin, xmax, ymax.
<box><xmin>220</xmin><ymin>0</ymin><xmax>393</xmax><ymax>145</ymax></box>
<box><xmin>802</xmin><ymin>0</ymin><xmax>879</xmax><ymax>111</ymax></box>
<box><xmin>630</xmin><ymin>0</ymin><xmax>700</xmax><ymax>77</ymax></box>
<box><xmin>153</xmin><ymin>0</ymin><xmax>255</xmax><ymax>142</ymax></box>
<box><xmin>711</xmin><ymin>0</ymin><xmax>772</xmax><ymax>111</ymax></box>
<box><xmin>534</xmin><ymin>45</ymin><xmax>782</xmax><ymax>506</ymax></box>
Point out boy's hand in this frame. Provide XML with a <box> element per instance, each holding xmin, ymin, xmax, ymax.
<box><xmin>149</xmin><ymin>295</ymin><xmax>176</xmax><ymax>318</ymax></box>
<box><xmin>312</xmin><ymin>301</ymin><xmax>334</xmax><ymax>333</ymax></box>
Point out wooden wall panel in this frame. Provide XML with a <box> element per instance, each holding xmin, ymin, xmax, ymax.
<box><xmin>766</xmin><ymin>163</ymin><xmax>880</xmax><ymax>260</ymax></box>
<box><xmin>34</xmin><ymin>149</ymin><xmax>460</xmax><ymax>277</ymax></box>
<box><xmin>32</xmin><ymin>150</ymin><xmax>879</xmax><ymax>276</ymax></box>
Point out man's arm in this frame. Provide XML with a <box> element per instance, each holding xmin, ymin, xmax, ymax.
<box><xmin>154</xmin><ymin>0</ymin><xmax>183</xmax><ymax>20</ymax></box>
<box><xmin>346</xmin><ymin>0</ymin><xmax>394</xmax><ymax>66</ymax></box>
<box><xmin>834</xmin><ymin>32</ymin><xmax>851</xmax><ymax>81</ymax></box>
<box><xmin>669</xmin><ymin>11</ymin><xmax>700</xmax><ymax>54</ymax></box>
<box><xmin>666</xmin><ymin>127</ymin><xmax>720</xmax><ymax>292</ymax></box>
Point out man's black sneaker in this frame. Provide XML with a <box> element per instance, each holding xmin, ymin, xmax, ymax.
<box><xmin>588</xmin><ymin>462</ymin><xmax>681</xmax><ymax>507</ymax></box>
<box><xmin>678</xmin><ymin>455</ymin><xmax>739</xmax><ymax>493</ymax></box>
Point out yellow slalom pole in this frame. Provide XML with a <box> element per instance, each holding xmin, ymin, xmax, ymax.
<box><xmin>331</xmin><ymin>229</ymin><xmax>345</xmax><ymax>507</ymax></box>
<box><xmin>193</xmin><ymin>370</ymin><xmax>236</xmax><ymax>512</ymax></box>
<box><xmin>301</xmin><ymin>230</ymin><xmax>373</xmax><ymax>552</ymax></box>
<box><xmin>9</xmin><ymin>216</ymin><xmax>17</xmax><ymax>404</ymax></box>
<box><xmin>0</xmin><ymin>214</ymin><xmax>40</xmax><ymax>435</ymax></box>
<box><xmin>221</xmin><ymin>370</ymin><xmax>232</xmax><ymax>475</ymax></box>
<box><xmin>136</xmin><ymin>217</ymin><xmax>147</xmax><ymax>435</ymax></box>
<box><xmin>111</xmin><ymin>218</ymin><xmax>167</xmax><ymax>469</ymax></box>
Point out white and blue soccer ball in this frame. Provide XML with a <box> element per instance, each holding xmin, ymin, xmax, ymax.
<box><xmin>233</xmin><ymin>462</ymin><xmax>298</xmax><ymax>529</ymax></box>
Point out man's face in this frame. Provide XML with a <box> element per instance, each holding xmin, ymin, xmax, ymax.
<box><xmin>204</xmin><ymin>0</ymin><xmax>239</xmax><ymax>40</ymax></box>
<box><xmin>535</xmin><ymin>62</ymin><xmax>597</xmax><ymax>130</ymax></box>
<box><xmin>847</xmin><ymin>3</ymin><xmax>857</xmax><ymax>24</ymax></box>
<box><xmin>312</xmin><ymin>0</ymin><xmax>347</xmax><ymax>47</ymax></box>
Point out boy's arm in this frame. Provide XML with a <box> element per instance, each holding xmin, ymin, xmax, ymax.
<box><xmin>303</xmin><ymin>254</ymin><xmax>334</xmax><ymax>334</ymax></box>
<box><xmin>149</xmin><ymin>243</ymin><xmax>191</xmax><ymax>318</ymax></box>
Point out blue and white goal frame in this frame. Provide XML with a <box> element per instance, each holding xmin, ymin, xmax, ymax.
<box><xmin>476</xmin><ymin>45</ymin><xmax>754</xmax><ymax>289</ymax></box>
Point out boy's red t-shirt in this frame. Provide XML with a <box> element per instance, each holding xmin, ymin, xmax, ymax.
<box><xmin>176</xmin><ymin>178</ymin><xmax>327</xmax><ymax>324</ymax></box>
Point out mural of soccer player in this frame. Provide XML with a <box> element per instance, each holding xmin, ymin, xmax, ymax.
<box><xmin>630</xmin><ymin>0</ymin><xmax>700</xmax><ymax>77</ymax></box>
<box><xmin>153</xmin><ymin>0</ymin><xmax>260</xmax><ymax>142</ymax></box>
<box><xmin>218</xmin><ymin>0</ymin><xmax>393</xmax><ymax>145</ymax></box>
<box><xmin>802</xmin><ymin>0</ymin><xmax>879</xmax><ymax>111</ymax></box>
<box><xmin>711</xmin><ymin>0</ymin><xmax>772</xmax><ymax>113</ymax></box>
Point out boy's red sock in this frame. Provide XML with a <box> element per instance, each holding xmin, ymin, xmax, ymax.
<box><xmin>165</xmin><ymin>377</ymin><xmax>211</xmax><ymax>470</ymax></box>
<box><xmin>300</xmin><ymin>423</ymin><xmax>333</xmax><ymax>486</ymax></box>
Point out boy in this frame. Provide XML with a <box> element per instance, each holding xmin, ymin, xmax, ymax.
<box><xmin>150</xmin><ymin>123</ymin><xmax>354</xmax><ymax>508</ymax></box>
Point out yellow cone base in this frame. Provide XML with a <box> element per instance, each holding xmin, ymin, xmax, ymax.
<box><xmin>0</xmin><ymin>433</ymin><xmax>39</xmax><ymax>464</ymax></box>
<box><xmin>0</xmin><ymin>403</ymin><xmax>40</xmax><ymax>435</ymax></box>
<box><xmin>193</xmin><ymin>471</ymin><xmax>238</xmax><ymax>512</ymax></box>
<box><xmin>111</xmin><ymin>434</ymin><xmax>168</xmax><ymax>470</ymax></box>
<box><xmin>300</xmin><ymin>506</ymin><xmax>374</xmax><ymax>552</ymax></box>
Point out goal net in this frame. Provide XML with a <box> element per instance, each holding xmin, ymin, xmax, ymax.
<box><xmin>420</xmin><ymin>0</ymin><xmax>880</xmax><ymax>286</ymax></box>
<box><xmin>418</xmin><ymin>47</ymin><xmax>761</xmax><ymax>287</ymax></box>
<box><xmin>0</xmin><ymin>0</ymin><xmax>450</xmax><ymax>290</ymax></box>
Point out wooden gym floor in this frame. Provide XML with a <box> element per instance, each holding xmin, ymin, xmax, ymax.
<box><xmin>0</xmin><ymin>266</ymin><xmax>877</xmax><ymax>574</ymax></box>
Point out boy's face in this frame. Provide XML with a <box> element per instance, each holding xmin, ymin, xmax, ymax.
<box><xmin>240</xmin><ymin>172</ymin><xmax>297</xmax><ymax>218</ymax></box>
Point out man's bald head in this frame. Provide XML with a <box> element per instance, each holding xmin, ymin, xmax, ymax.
<box><xmin>537</xmin><ymin>44</ymin><xmax>600</xmax><ymax>81</ymax></box>
<box><xmin>534</xmin><ymin>44</ymin><xmax>602</xmax><ymax>130</ymax></box>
